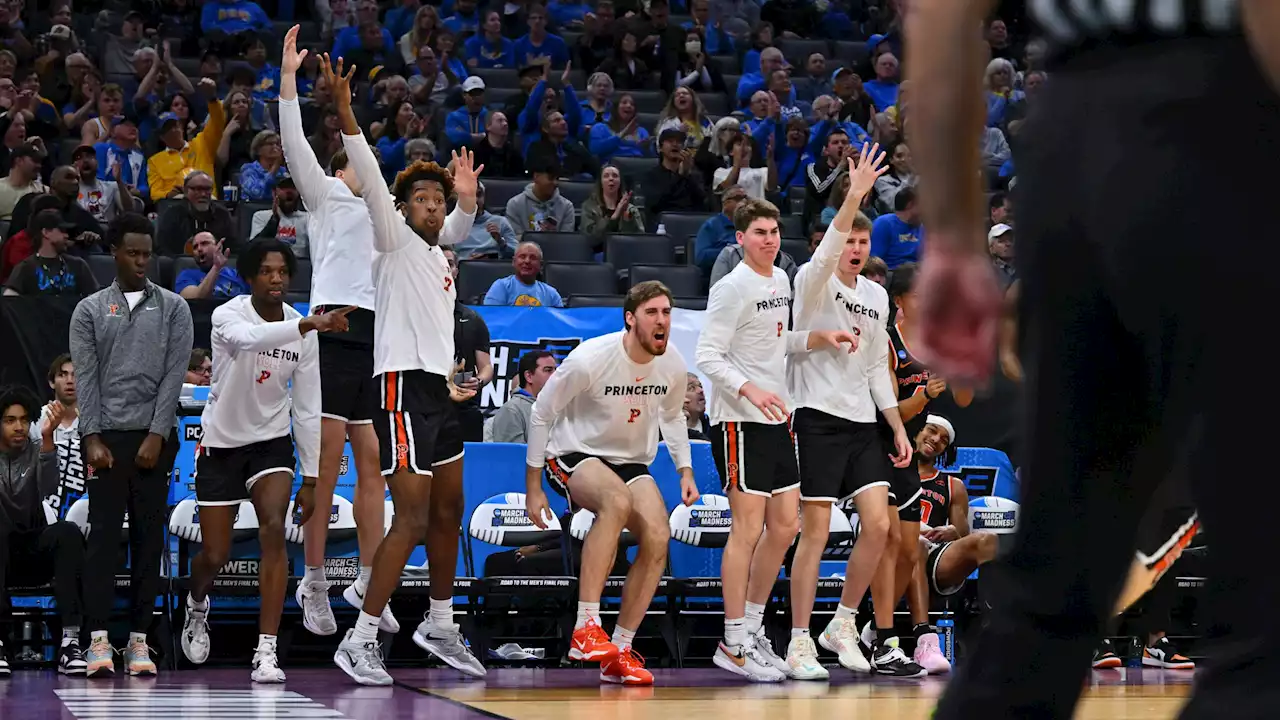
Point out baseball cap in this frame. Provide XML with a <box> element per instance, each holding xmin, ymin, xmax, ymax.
<box><xmin>868</xmin><ymin>34</ymin><xmax>887</xmax><ymax>51</ymax></box>
<box><xmin>517</xmin><ymin>63</ymin><xmax>544</xmax><ymax>77</ymax></box>
<box><xmin>658</xmin><ymin>126</ymin><xmax>687</xmax><ymax>144</ymax></box>
<box><xmin>270</xmin><ymin>173</ymin><xmax>296</xmax><ymax>190</ymax></box>
<box><xmin>48</xmin><ymin>24</ymin><xmax>73</xmax><ymax>40</ymax></box>
<box><xmin>71</xmin><ymin>144</ymin><xmax>97</xmax><ymax>160</ymax></box>
<box><xmin>831</xmin><ymin>67</ymin><xmax>856</xmax><ymax>83</ymax></box>
<box><xmin>987</xmin><ymin>223</ymin><xmax>1013</xmax><ymax>242</ymax></box>
<box><xmin>30</xmin><ymin>209</ymin><xmax>77</xmax><ymax>236</ymax></box>
<box><xmin>10</xmin><ymin>144</ymin><xmax>44</xmax><ymax>161</ymax></box>
<box><xmin>461</xmin><ymin>76</ymin><xmax>485</xmax><ymax>93</ymax></box>
<box><xmin>158</xmin><ymin>112</ymin><xmax>182</xmax><ymax>130</ymax></box>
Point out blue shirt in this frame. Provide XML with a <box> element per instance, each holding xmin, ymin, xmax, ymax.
<box><xmin>332</xmin><ymin>26</ymin><xmax>395</xmax><ymax>59</ymax></box>
<box><xmin>94</xmin><ymin>142</ymin><xmax>148</xmax><ymax>196</ymax></box>
<box><xmin>200</xmin><ymin>0</ymin><xmax>272</xmax><ymax>35</ymax></box>
<box><xmin>253</xmin><ymin>64</ymin><xmax>281</xmax><ymax>101</ymax></box>
<box><xmin>384</xmin><ymin>5</ymin><xmax>417</xmax><ymax>40</ymax></box>
<box><xmin>175</xmin><ymin>267</ymin><xmax>250</xmax><ymax>298</ymax></box>
<box><xmin>483</xmin><ymin>276</ymin><xmax>564</xmax><ymax>307</ymax></box>
<box><xmin>870</xmin><ymin>213</ymin><xmax>923</xmax><ymax>269</ymax></box>
<box><xmin>512</xmin><ymin>33</ymin><xmax>571</xmax><ymax>68</ymax></box>
<box><xmin>443</xmin><ymin>11</ymin><xmax>482</xmax><ymax>34</ymax></box>
<box><xmin>547</xmin><ymin>1</ymin><xmax>588</xmax><ymax>27</ymax></box>
<box><xmin>694</xmin><ymin>214</ymin><xmax>736</xmax><ymax>273</ymax></box>
<box><xmin>464</xmin><ymin>35</ymin><xmax>516</xmax><ymax>68</ymax></box>
<box><xmin>587</xmin><ymin>123</ymin><xmax>651</xmax><ymax>160</ymax></box>
<box><xmin>863</xmin><ymin>80</ymin><xmax>899</xmax><ymax>113</ymax></box>
<box><xmin>446</xmin><ymin>107</ymin><xmax>490</xmax><ymax>149</ymax></box>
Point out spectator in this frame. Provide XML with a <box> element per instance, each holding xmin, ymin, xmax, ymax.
<box><xmin>988</xmin><ymin>223</ymin><xmax>1016</xmax><ymax>290</ymax></box>
<box><xmin>597</xmin><ymin>32</ymin><xmax>651</xmax><ymax>90</ymax></box>
<box><xmin>980</xmin><ymin>124</ymin><xmax>1012</xmax><ymax>176</ymax></box>
<box><xmin>155</xmin><ymin>172</ymin><xmax>237</xmax><ymax>256</ymax></box>
<box><xmin>238</xmin><ymin>130</ymin><xmax>288</xmax><ymax>202</ymax></box>
<box><xmin>713</xmin><ymin>134</ymin><xmax>773</xmax><ymax>199</ymax></box>
<box><xmin>525</xmin><ymin>109</ymin><xmax>597</xmax><ymax>179</ymax></box>
<box><xmin>683</xmin><ymin>372</ymin><xmax>710</xmax><ymax>441</ymax></box>
<box><xmin>99</xmin><ymin>11</ymin><xmax>147</xmax><ymax>78</ymax></box>
<box><xmin>547</xmin><ymin>0</ymin><xmax>589</xmax><ymax>28</ymax></box>
<box><xmin>743</xmin><ymin>91</ymin><xmax>781</xmax><ymax>151</ymax></box>
<box><xmin>488</xmin><ymin>350</ymin><xmax>557</xmax><ymax>443</ymax></box>
<box><xmin>250</xmin><ymin>176</ymin><xmax>310</xmax><ymax>257</ymax></box>
<box><xmin>821</xmin><ymin>172</ymin><xmax>857</xmax><ymax>224</ymax></box>
<box><xmin>694</xmin><ymin>184</ymin><xmax>747</xmax><ymax>275</ymax></box>
<box><xmin>576</xmin><ymin>1</ymin><xmax>619</xmax><ymax>75</ymax></box>
<box><xmin>94</xmin><ymin>118</ymin><xmax>148</xmax><ymax>199</ymax></box>
<box><xmin>989</xmin><ymin>191</ymin><xmax>1013</xmax><ymax>227</ymax></box>
<box><xmin>588</xmin><ymin>94</ymin><xmax>651</xmax><ymax>161</ymax></box>
<box><xmin>767</xmin><ymin>69</ymin><xmax>803</xmax><ymax>123</ymax></box>
<box><xmin>861</xmin><ymin>255</ymin><xmax>888</xmax><ymax>286</ymax></box>
<box><xmin>483</xmin><ymin>241</ymin><xmax>564</xmax><ymax>307</ymax></box>
<box><xmin>984</xmin><ymin>58</ymin><xmax>1024</xmax><ymax>128</ymax></box>
<box><xmin>795</xmin><ymin>53</ymin><xmax>832</xmax><ymax>103</ymax></box>
<box><xmin>683</xmin><ymin>0</ymin><xmax>735</xmax><ymax>55</ymax></box>
<box><xmin>334</xmin><ymin>0</ymin><xmax>394</xmax><ymax>58</ymax></box>
<box><xmin>642</xmin><ymin>127</ymin><xmax>707</xmax><ymax>222</ymax></box>
<box><xmin>244</xmin><ymin>37</ymin><xmax>281</xmax><ymax>102</ymax></box>
<box><xmin>446</xmin><ymin>77</ymin><xmax>490</xmax><ymax>151</ymax></box>
<box><xmin>582</xmin><ymin>164</ymin><xmax>645</xmax><ymax>248</ymax></box>
<box><xmin>505</xmin><ymin>164</ymin><xmax>576</xmax><ymax>238</ymax></box>
<box><xmin>444</xmin><ymin>0</ymin><xmax>484</xmax><ymax>36</ymax></box>
<box><xmin>579</xmin><ymin>72</ymin><xmax>615</xmax><ymax>133</ymax></box>
<box><xmin>77</xmin><ymin>82</ymin><xmax>124</xmax><ymax>147</ymax></box>
<box><xmin>774</xmin><ymin>117</ymin><xmax>814</xmax><ymax>190</ymax></box>
<box><xmin>801</xmin><ymin>126</ymin><xmax>851</xmax><ymax>231</ymax></box>
<box><xmin>185</xmin><ymin>348</ymin><xmax>212</xmax><ymax>386</ymax></box>
<box><xmin>0</xmin><ymin>144</ymin><xmax>45</xmax><ymax>221</ymax></box>
<box><xmin>434</xmin><ymin>29</ymin><xmax>470</xmax><ymax>81</ymax></box>
<box><xmin>3</xmin><ymin>210</ymin><xmax>99</xmax><ymax>298</ymax></box>
<box><xmin>662</xmin><ymin>29</ymin><xmax>728</xmax><ymax>96</ymax></box>
<box><xmin>873</xmin><ymin>141</ymin><xmax>914</xmax><ymax>215</ymax></box>
<box><xmin>373</xmin><ymin>102</ymin><xmax>430</xmax><ymax>180</ymax></box>
<box><xmin>869</xmin><ymin>186</ymin><xmax>923</xmax><ymax>270</ymax></box>
<box><xmin>201</xmin><ymin>0</ymin><xmax>274</xmax><ymax>55</ymax></box>
<box><xmin>630</xmin><ymin>0</ymin><xmax>685</xmax><ymax>69</ymax></box>
<box><xmin>759</xmin><ymin>0</ymin><xmax>820</xmax><ymax>38</ymax></box>
<box><xmin>347</xmin><ymin>22</ymin><xmax>407</xmax><ymax>80</ymax></box>
<box><xmin>863</xmin><ymin>52</ymin><xmax>900</xmax><ymax>112</ymax></box>
<box><xmin>0</xmin><ymin>195</ymin><xmax>58</xmax><ymax>283</ymax></box>
<box><xmin>986</xmin><ymin>18</ymin><xmax>1020</xmax><ymax>65</ymax></box>
<box><xmin>519</xmin><ymin>67</ymin><xmax>584</xmax><ymax>153</ymax></box>
<box><xmin>471</xmin><ymin>111</ymin><xmax>524</xmax><ymax>178</ymax></box>
<box><xmin>513</xmin><ymin>5</ymin><xmax>571</xmax><ymax>68</ymax></box>
<box><xmin>0</xmin><ymin>113</ymin><xmax>40</xmax><ymax>179</ymax></box>
<box><xmin>74</xmin><ymin>145</ymin><xmax>132</xmax><ymax>225</ymax></box>
<box><xmin>736</xmin><ymin>47</ymin><xmax>785</xmax><ymax>108</ymax></box>
<box><xmin>809</xmin><ymin>95</ymin><xmax>870</xmax><ymax>155</ymax></box>
<box><xmin>457</xmin><ymin>182</ymin><xmax>517</xmax><ymax>259</ymax></box>
<box><xmin>693</xmin><ymin>117</ymin><xmax>741</xmax><ymax>189</ymax></box>
<box><xmin>175</xmin><ymin>231</ymin><xmax>249</xmax><ymax>300</ymax></box>
<box><xmin>500</xmin><ymin>64</ymin><xmax>546</xmax><ymax>124</ymax></box>
<box><xmin>465</xmin><ymin>11</ymin><xmax>516</xmax><ymax>68</ymax></box>
<box><xmin>147</xmin><ymin>82</ymin><xmax>227</xmax><ymax>202</ymax></box>
<box><xmin>832</xmin><ymin>68</ymin><xmax>875</xmax><ymax>129</ymax></box>
<box><xmin>7</xmin><ymin>166</ymin><xmax>103</xmax><ymax>250</ymax></box>
<box><xmin>71</xmin><ymin>211</ymin><xmax>192</xmax><ymax>679</ymax></box>
<box><xmin>442</xmin><ymin>247</ymin><xmax>494</xmax><ymax>442</ymax></box>
<box><xmin>226</xmin><ymin>67</ymin><xmax>276</xmax><ymax>132</ymax></box>
<box><xmin>215</xmin><ymin>89</ymin><xmax>262</xmax><ymax>182</ymax></box>
<box><xmin>398</xmin><ymin>5</ymin><xmax>442</xmax><ymax>66</ymax></box>
<box><xmin>656</xmin><ymin>89</ymin><xmax>715</xmax><ymax>153</ymax></box>
<box><xmin>0</xmin><ymin>385</ymin><xmax>88</xmax><ymax>677</ymax></box>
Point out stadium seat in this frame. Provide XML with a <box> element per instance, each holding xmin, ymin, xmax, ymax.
<box><xmin>630</xmin><ymin>264</ymin><xmax>703</xmax><ymax>297</ymax></box>
<box><xmin>168</xmin><ymin>497</ymin><xmax>261</xmax><ymax>545</ymax></box>
<box><xmin>834</xmin><ymin>40</ymin><xmax>870</xmax><ymax>67</ymax></box>
<box><xmin>778</xmin><ymin>214</ymin><xmax>804</xmax><ymax>237</ymax></box>
<box><xmin>627</xmin><ymin>90</ymin><xmax>668</xmax><ymax>114</ymax></box>
<box><xmin>480</xmin><ymin>178</ymin><xmax>529</xmax><ymax>211</ymax></box>
<box><xmin>556</xmin><ymin>181</ymin><xmax>594</xmax><ymax>208</ymax></box>
<box><xmin>566</xmin><ymin>294</ymin><xmax>625</xmax><ymax>307</ymax></box>
<box><xmin>674</xmin><ymin>296</ymin><xmax>706</xmax><ymax>310</ymax></box>
<box><xmin>700</xmin><ymin>93</ymin><xmax>730</xmax><ymax>117</ymax></box>
<box><xmin>236</xmin><ymin>202</ymin><xmax>272</xmax><ymax>244</ymax></box>
<box><xmin>569</xmin><ymin>509</ymin><xmax>638</xmax><ymax>547</ymax></box>
<box><xmin>606</xmin><ymin>156</ymin><xmax>654</xmax><ymax>183</ymax></box>
<box><xmin>778</xmin><ymin>38</ymin><xmax>831</xmax><ymax>69</ymax></box>
<box><xmin>709</xmin><ymin>55</ymin><xmax>738</xmax><ymax>76</ymax></box>
<box><xmin>472</xmin><ymin>68</ymin><xmax>518</xmax><ymax>88</ymax></box>
<box><xmin>457</xmin><ymin>259</ymin><xmax>513</xmax><ymax>304</ymax></box>
<box><xmin>485</xmin><ymin>87</ymin><xmax>522</xmax><ymax>110</ymax></box>
<box><xmin>171</xmin><ymin>255</ymin><xmax>201</xmax><ymax>287</ymax></box>
<box><xmin>635</xmin><ymin>112</ymin><xmax>663</xmax><ymax>134</ymax></box>
<box><xmin>545</xmin><ymin>261</ymin><xmax>618</xmax><ymax>297</ymax></box>
<box><xmin>523</xmin><ymin>232</ymin><xmax>595</xmax><ymax>262</ymax></box>
<box><xmin>658</xmin><ymin>211</ymin><xmax>715</xmax><ymax>241</ymax></box>
<box><xmin>782</xmin><ymin>238</ymin><xmax>812</xmax><ymax>265</ymax></box>
<box><xmin>85</xmin><ymin>254</ymin><xmax>118</xmax><ymax>286</ymax></box>
<box><xmin>289</xmin><ymin>258</ymin><xmax>312</xmax><ymax>292</ymax></box>
<box><xmin>285</xmin><ymin>495</ymin><xmax>357</xmax><ymax>545</ymax></box>
<box><xmin>606</xmin><ymin>235</ymin><xmax>676</xmax><ymax>280</ymax></box>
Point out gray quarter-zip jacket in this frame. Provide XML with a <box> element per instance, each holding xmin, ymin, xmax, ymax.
<box><xmin>69</xmin><ymin>280</ymin><xmax>194</xmax><ymax>438</ymax></box>
<box><xmin>0</xmin><ymin>440</ymin><xmax>59</xmax><ymax>532</ymax></box>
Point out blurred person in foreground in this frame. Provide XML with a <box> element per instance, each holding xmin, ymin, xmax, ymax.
<box><xmin>907</xmin><ymin>1</ymin><xmax>1280</xmax><ymax>718</ymax></box>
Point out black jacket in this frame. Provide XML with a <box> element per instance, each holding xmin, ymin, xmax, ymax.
<box><xmin>0</xmin><ymin>441</ymin><xmax>59</xmax><ymax>533</ymax></box>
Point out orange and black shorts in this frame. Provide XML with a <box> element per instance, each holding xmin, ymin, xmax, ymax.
<box><xmin>710</xmin><ymin>421</ymin><xmax>800</xmax><ymax>498</ymax></box>
<box><xmin>374</xmin><ymin>370</ymin><xmax>459</xmax><ymax>477</ymax></box>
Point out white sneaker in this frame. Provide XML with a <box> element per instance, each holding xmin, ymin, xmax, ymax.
<box><xmin>343</xmin><ymin>583</ymin><xmax>400</xmax><ymax>633</ymax></box>
<box><xmin>297</xmin><ymin>580</ymin><xmax>337</xmax><ymax>636</ymax></box>
<box><xmin>750</xmin><ymin>627</ymin><xmax>792</xmax><ymax>678</ymax></box>
<box><xmin>334</xmin><ymin>629</ymin><xmax>393</xmax><ymax>686</ymax></box>
<box><xmin>785</xmin><ymin>635</ymin><xmax>829</xmax><ymax>680</ymax></box>
<box><xmin>251</xmin><ymin>647</ymin><xmax>287</xmax><ymax>684</ymax></box>
<box><xmin>819</xmin><ymin>617</ymin><xmax>870</xmax><ymax>672</ymax></box>
<box><xmin>413</xmin><ymin>617</ymin><xmax>487</xmax><ymax>677</ymax></box>
<box><xmin>181</xmin><ymin>596</ymin><xmax>211</xmax><ymax>665</ymax></box>
<box><xmin>712</xmin><ymin>636</ymin><xmax>786</xmax><ymax>683</ymax></box>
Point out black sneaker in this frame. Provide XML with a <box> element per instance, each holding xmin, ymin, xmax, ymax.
<box><xmin>1142</xmin><ymin>637</ymin><xmax>1195</xmax><ymax>669</ymax></box>
<box><xmin>871</xmin><ymin>638</ymin><xmax>927</xmax><ymax>678</ymax></box>
<box><xmin>1091</xmin><ymin>638</ymin><xmax>1122</xmax><ymax>669</ymax></box>
<box><xmin>59</xmin><ymin>639</ymin><xmax>87</xmax><ymax>676</ymax></box>
<box><xmin>0</xmin><ymin>641</ymin><xmax>10</xmax><ymax>676</ymax></box>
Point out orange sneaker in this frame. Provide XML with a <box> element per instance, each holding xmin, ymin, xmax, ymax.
<box><xmin>569</xmin><ymin>618</ymin><xmax>619</xmax><ymax>662</ymax></box>
<box><xmin>601</xmin><ymin>647</ymin><xmax>653</xmax><ymax>685</ymax></box>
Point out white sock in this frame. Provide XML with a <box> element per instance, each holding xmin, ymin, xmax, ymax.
<box><xmin>429</xmin><ymin>598</ymin><xmax>453</xmax><ymax>627</ymax></box>
<box><xmin>63</xmin><ymin>626</ymin><xmax>80</xmax><ymax>646</ymax></box>
<box><xmin>791</xmin><ymin>627</ymin><xmax>810</xmax><ymax>639</ymax></box>
<box><xmin>303</xmin><ymin>565</ymin><xmax>326</xmax><ymax>584</ymax></box>
<box><xmin>611</xmin><ymin>626</ymin><xmax>636</xmax><ymax>650</ymax></box>
<box><xmin>724</xmin><ymin>617</ymin><xmax>746</xmax><ymax>648</ymax></box>
<box><xmin>129</xmin><ymin>632</ymin><xmax>147</xmax><ymax>646</ymax></box>
<box><xmin>257</xmin><ymin>634</ymin><xmax>277</xmax><ymax>653</ymax></box>
<box><xmin>352</xmin><ymin>612</ymin><xmax>380</xmax><ymax>643</ymax></box>
<box><xmin>354</xmin><ymin>566</ymin><xmax>373</xmax><ymax>593</ymax></box>
<box><xmin>834</xmin><ymin>604</ymin><xmax>857</xmax><ymax>623</ymax></box>
<box><xmin>574</xmin><ymin>601</ymin><xmax>600</xmax><ymax>629</ymax></box>
<box><xmin>91</xmin><ymin>630</ymin><xmax>108</xmax><ymax>643</ymax></box>
<box><xmin>188</xmin><ymin>594</ymin><xmax>209</xmax><ymax>612</ymax></box>
<box><xmin>744</xmin><ymin>601</ymin><xmax>766</xmax><ymax>635</ymax></box>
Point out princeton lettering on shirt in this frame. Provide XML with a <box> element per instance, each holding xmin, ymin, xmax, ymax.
<box><xmin>832</xmin><ymin>291</ymin><xmax>882</xmax><ymax>320</ymax></box>
<box><xmin>603</xmin><ymin>383</ymin><xmax>670</xmax><ymax>396</ymax></box>
<box><xmin>755</xmin><ymin>296</ymin><xmax>791</xmax><ymax>312</ymax></box>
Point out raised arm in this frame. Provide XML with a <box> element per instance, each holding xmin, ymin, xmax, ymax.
<box><xmin>151</xmin><ymin>298</ymin><xmax>195</xmax><ymax>437</ymax></box>
<box><xmin>279</xmin><ymin>27</ymin><xmax>333</xmax><ymax>206</ymax></box>
<box><xmin>292</xmin><ymin>334</ymin><xmax>322</xmax><ymax>478</ymax></box>
<box><xmin>68</xmin><ymin>300</ymin><xmax>102</xmax><ymax>437</ymax></box>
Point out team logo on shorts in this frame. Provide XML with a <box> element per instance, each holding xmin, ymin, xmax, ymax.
<box><xmin>726</xmin><ymin>462</ymin><xmax>739</xmax><ymax>479</ymax></box>
<box><xmin>397</xmin><ymin>443</ymin><xmax>409</xmax><ymax>461</ymax></box>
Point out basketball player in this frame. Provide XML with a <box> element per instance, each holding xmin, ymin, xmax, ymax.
<box><xmin>785</xmin><ymin>143</ymin><xmax>919</xmax><ymax>679</ymax></box>
<box><xmin>696</xmin><ymin>198</ymin><xmax>859</xmax><ymax>682</ymax></box>
<box><xmin>908</xmin><ymin>2</ymin><xmax>1280</xmax><ymax>716</ymax></box>
<box><xmin>179</xmin><ymin>240</ymin><xmax>353</xmax><ymax>683</ymax></box>
<box><xmin>324</xmin><ymin>55</ymin><xmax>486</xmax><ymax>686</ymax></box>
<box><xmin>523</xmin><ymin>281</ymin><xmax>699</xmax><ymax>686</ymax></box>
<box><xmin>856</xmin><ymin>262</ymin><xmax>970</xmax><ymax>676</ymax></box>
<box><xmin>279</xmin><ymin>26</ymin><xmax>396</xmax><ymax>638</ymax></box>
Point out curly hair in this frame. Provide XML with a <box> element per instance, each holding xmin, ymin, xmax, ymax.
<box><xmin>392</xmin><ymin>160</ymin><xmax>453</xmax><ymax>204</ymax></box>
<box><xmin>0</xmin><ymin>385</ymin><xmax>40</xmax><ymax>425</ymax></box>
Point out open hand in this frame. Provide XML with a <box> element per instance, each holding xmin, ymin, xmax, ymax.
<box><xmin>321</xmin><ymin>53</ymin><xmax>356</xmax><ymax>110</ymax></box>
<box><xmin>450</xmin><ymin>147</ymin><xmax>484</xmax><ymax>203</ymax></box>
<box><xmin>283</xmin><ymin>25</ymin><xmax>309</xmax><ymax>75</ymax></box>
<box><xmin>846</xmin><ymin>142</ymin><xmax>889</xmax><ymax>203</ymax></box>
<box><xmin>740</xmin><ymin>382</ymin><xmax>787</xmax><ymax>422</ymax></box>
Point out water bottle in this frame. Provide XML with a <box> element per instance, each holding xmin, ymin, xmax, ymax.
<box><xmin>656</xmin><ymin>223</ymin><xmax>667</xmax><ymax>235</ymax></box>
<box><xmin>937</xmin><ymin>616</ymin><xmax>955</xmax><ymax>664</ymax></box>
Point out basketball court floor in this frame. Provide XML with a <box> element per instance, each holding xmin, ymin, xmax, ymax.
<box><xmin>0</xmin><ymin>667</ymin><xmax>1193</xmax><ymax>719</ymax></box>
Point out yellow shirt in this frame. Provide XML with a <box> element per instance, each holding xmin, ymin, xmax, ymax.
<box><xmin>147</xmin><ymin>99</ymin><xmax>227</xmax><ymax>202</ymax></box>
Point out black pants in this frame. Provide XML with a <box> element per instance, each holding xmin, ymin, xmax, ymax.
<box><xmin>458</xmin><ymin>404</ymin><xmax>484</xmax><ymax>444</ymax></box>
<box><xmin>83</xmin><ymin>430</ymin><xmax>178</xmax><ymax>634</ymax></box>
<box><xmin>0</xmin><ymin>521</ymin><xmax>86</xmax><ymax>629</ymax></box>
<box><xmin>935</xmin><ymin>39</ymin><xmax>1280</xmax><ymax>720</ymax></box>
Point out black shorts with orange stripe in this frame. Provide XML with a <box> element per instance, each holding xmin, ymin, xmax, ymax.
<box><xmin>545</xmin><ymin>453</ymin><xmax>653</xmax><ymax>509</ymax></box>
<box><xmin>710</xmin><ymin>421</ymin><xmax>801</xmax><ymax>498</ymax></box>
<box><xmin>375</xmin><ymin>370</ymin><xmax>451</xmax><ymax>477</ymax></box>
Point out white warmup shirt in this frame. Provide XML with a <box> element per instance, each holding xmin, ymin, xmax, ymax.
<box><xmin>526</xmin><ymin>332</ymin><xmax>693</xmax><ymax>470</ymax></box>
<box><xmin>342</xmin><ymin>131</ymin><xmax>471</xmax><ymax>378</ymax></box>
<box><xmin>280</xmin><ymin>97</ymin><xmax>376</xmax><ymax>311</ymax></box>
<box><xmin>695</xmin><ymin>261</ymin><xmax>809</xmax><ymax>425</ymax></box>
<box><xmin>789</xmin><ymin>222</ymin><xmax>898</xmax><ymax>422</ymax></box>
<box><xmin>201</xmin><ymin>296</ymin><xmax>321</xmax><ymax>477</ymax></box>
